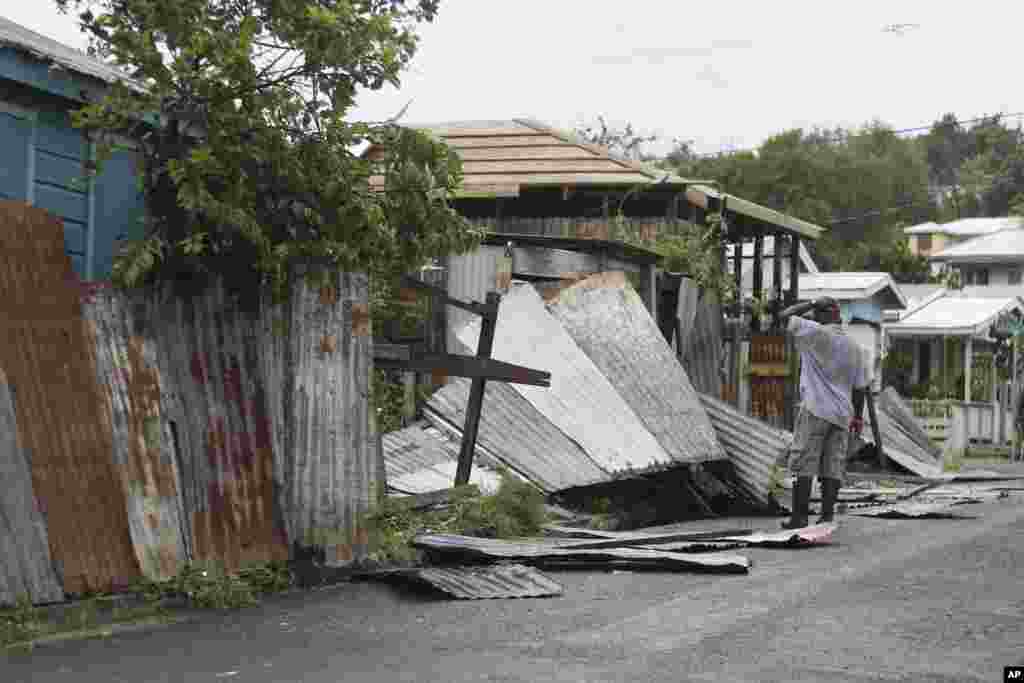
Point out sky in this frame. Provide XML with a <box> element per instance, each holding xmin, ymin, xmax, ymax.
<box><xmin>6</xmin><ymin>1</ymin><xmax>1022</xmax><ymax>156</ymax></box>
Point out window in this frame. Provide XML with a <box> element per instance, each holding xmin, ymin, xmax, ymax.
<box><xmin>1010</xmin><ymin>269</ymin><xmax>1022</xmax><ymax>285</ymax></box>
<box><xmin>976</xmin><ymin>268</ymin><xmax>989</xmax><ymax>285</ymax></box>
<box><xmin>917</xmin><ymin>234</ymin><xmax>933</xmax><ymax>253</ymax></box>
<box><xmin>963</xmin><ymin>269</ymin><xmax>974</xmax><ymax>286</ymax></box>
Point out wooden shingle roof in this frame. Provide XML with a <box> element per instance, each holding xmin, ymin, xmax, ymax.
<box><xmin>367</xmin><ymin>118</ymin><xmax>697</xmax><ymax>198</ymax></box>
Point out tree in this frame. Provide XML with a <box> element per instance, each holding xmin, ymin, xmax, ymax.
<box><xmin>575</xmin><ymin>116</ymin><xmax>659</xmax><ymax>161</ymax></box>
<box><xmin>57</xmin><ymin>0</ymin><xmax>479</xmax><ymax>303</ymax></box>
<box><xmin>662</xmin><ymin>121</ymin><xmax>936</xmax><ymax>273</ymax></box>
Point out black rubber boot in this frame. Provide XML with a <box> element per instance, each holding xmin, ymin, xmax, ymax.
<box><xmin>782</xmin><ymin>476</ymin><xmax>812</xmax><ymax>529</ymax></box>
<box><xmin>817</xmin><ymin>477</ymin><xmax>841</xmax><ymax>523</ymax></box>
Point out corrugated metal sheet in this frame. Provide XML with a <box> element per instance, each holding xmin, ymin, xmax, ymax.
<box><xmin>423</xmin><ymin>378</ymin><xmax>606</xmax><ymax>493</ymax></box>
<box><xmin>412</xmin><ymin>534</ymin><xmax>751</xmax><ymax>573</ymax></box>
<box><xmin>545</xmin><ymin>271</ymin><xmax>725</xmax><ymax>464</ymax></box>
<box><xmin>0</xmin><ymin>16</ymin><xmax>144</xmax><ymax>90</ymax></box>
<box><xmin>368</xmin><ymin>563</ymin><xmax>564</xmax><ymax>600</ymax></box>
<box><xmin>679</xmin><ymin>283</ymin><xmax>723</xmax><ymax>398</ymax></box>
<box><xmin>445</xmin><ymin>245</ymin><xmax>503</xmax><ymax>360</ymax></box>
<box><xmin>0</xmin><ymin>202</ymin><xmax>141</xmax><ymax>595</ymax></box>
<box><xmin>453</xmin><ymin>282</ymin><xmax>672</xmax><ymax>475</ymax></box>
<box><xmin>0</xmin><ymin>367</ymin><xmax>63</xmax><ymax>606</ymax></box>
<box><xmin>126</xmin><ymin>281</ymin><xmax>288</xmax><ymax>571</ymax></box>
<box><xmin>697</xmin><ymin>392</ymin><xmax>790</xmax><ymax>506</ymax></box>
<box><xmin>83</xmin><ymin>291</ymin><xmax>188</xmax><ymax>581</ymax></box>
<box><xmin>383</xmin><ymin>420</ymin><xmax>503</xmax><ymax>494</ymax></box>
<box><xmin>878</xmin><ymin>387</ymin><xmax>942</xmax><ymax>462</ymax></box>
<box><xmin>2</xmin><ymin>200</ymin><xmax>379</xmax><ymax>601</ymax></box>
<box><xmin>850</xmin><ymin>502</ymin><xmax>973</xmax><ymax>519</ymax></box>
<box><xmin>280</xmin><ymin>269</ymin><xmax>374</xmax><ymax>565</ymax></box>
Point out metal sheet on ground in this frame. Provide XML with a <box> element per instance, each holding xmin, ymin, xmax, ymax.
<box><xmin>362</xmin><ymin>563</ymin><xmax>564</xmax><ymax>600</ymax></box>
<box><xmin>453</xmin><ymin>283</ymin><xmax>673</xmax><ymax>476</ymax></box>
<box><xmin>850</xmin><ymin>503</ymin><xmax>977</xmax><ymax>519</ymax></box>
<box><xmin>413</xmin><ymin>534</ymin><xmax>750</xmax><ymax>573</ymax></box>
<box><xmin>545</xmin><ymin>272</ymin><xmax>725</xmax><ymax>465</ymax></box>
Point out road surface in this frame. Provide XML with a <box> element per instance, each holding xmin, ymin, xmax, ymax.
<box><xmin>5</xmin><ymin>491</ymin><xmax>1024</xmax><ymax>682</ymax></box>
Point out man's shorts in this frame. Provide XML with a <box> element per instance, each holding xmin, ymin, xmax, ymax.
<box><xmin>790</xmin><ymin>408</ymin><xmax>849</xmax><ymax>480</ymax></box>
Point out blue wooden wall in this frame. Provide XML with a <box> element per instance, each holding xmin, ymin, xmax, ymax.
<box><xmin>1</xmin><ymin>83</ymin><xmax>144</xmax><ymax>281</ymax></box>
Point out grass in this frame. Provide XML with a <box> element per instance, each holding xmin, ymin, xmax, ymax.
<box><xmin>2</xmin><ymin>559</ymin><xmax>294</xmax><ymax>650</ymax></box>
<box><xmin>365</xmin><ymin>469</ymin><xmax>547</xmax><ymax>564</ymax></box>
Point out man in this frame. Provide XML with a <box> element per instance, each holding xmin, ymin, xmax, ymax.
<box><xmin>778</xmin><ymin>295</ymin><xmax>871</xmax><ymax>528</ymax></box>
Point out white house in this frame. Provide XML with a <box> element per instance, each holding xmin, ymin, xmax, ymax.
<box><xmin>904</xmin><ymin>216</ymin><xmax>1023</xmax><ymax>260</ymax></box>
<box><xmin>928</xmin><ymin>226</ymin><xmax>1024</xmax><ymax>286</ymax></box>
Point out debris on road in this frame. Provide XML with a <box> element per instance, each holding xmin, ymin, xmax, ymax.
<box><xmin>412</xmin><ymin>534</ymin><xmax>751</xmax><ymax>574</ymax></box>
<box><xmin>358</xmin><ymin>563</ymin><xmax>564</xmax><ymax>600</ymax></box>
<box><xmin>849</xmin><ymin>502</ymin><xmax>978</xmax><ymax>519</ymax></box>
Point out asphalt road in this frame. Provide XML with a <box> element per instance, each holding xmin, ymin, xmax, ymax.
<box><xmin>5</xmin><ymin>491</ymin><xmax>1024</xmax><ymax>683</ymax></box>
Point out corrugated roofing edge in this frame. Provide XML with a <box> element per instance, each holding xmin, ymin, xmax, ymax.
<box><xmin>886</xmin><ymin>296</ymin><xmax>1023</xmax><ymax>337</ymax></box>
<box><xmin>0</xmin><ymin>16</ymin><xmax>145</xmax><ymax>93</ymax></box>
<box><xmin>687</xmin><ymin>184</ymin><xmax>825</xmax><ymax>240</ymax></box>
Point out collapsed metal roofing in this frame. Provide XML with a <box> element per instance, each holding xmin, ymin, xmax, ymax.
<box><xmin>364</xmin><ymin>563</ymin><xmax>565</xmax><ymax>600</ymax></box>
<box><xmin>423</xmin><ymin>378</ymin><xmax>606</xmax><ymax>493</ymax></box>
<box><xmin>697</xmin><ymin>393</ymin><xmax>790</xmax><ymax>507</ymax></box>
<box><xmin>451</xmin><ymin>282</ymin><xmax>674</xmax><ymax>475</ymax></box>
<box><xmin>545</xmin><ymin>271</ymin><xmax>725</xmax><ymax>464</ymax></box>
<box><xmin>382</xmin><ymin>420</ymin><xmax>504</xmax><ymax>495</ymax></box>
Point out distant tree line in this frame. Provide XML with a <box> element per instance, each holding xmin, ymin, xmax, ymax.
<box><xmin>577</xmin><ymin>114</ymin><xmax>1024</xmax><ymax>282</ymax></box>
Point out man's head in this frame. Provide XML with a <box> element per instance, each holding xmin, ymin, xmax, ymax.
<box><xmin>812</xmin><ymin>297</ymin><xmax>841</xmax><ymax>325</ymax></box>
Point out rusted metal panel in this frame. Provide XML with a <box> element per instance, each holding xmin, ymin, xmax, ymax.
<box><xmin>453</xmin><ymin>283</ymin><xmax>672</xmax><ymax>475</ymax></box>
<box><xmin>423</xmin><ymin>378</ymin><xmax>607</xmax><ymax>493</ymax></box>
<box><xmin>363</xmin><ymin>563</ymin><xmax>564</xmax><ymax>600</ymax></box>
<box><xmin>383</xmin><ymin>420</ymin><xmax>503</xmax><ymax>494</ymax></box>
<box><xmin>0</xmin><ymin>201</ymin><xmax>139</xmax><ymax>595</ymax></box>
<box><xmin>139</xmin><ymin>282</ymin><xmax>288</xmax><ymax>571</ymax></box>
<box><xmin>82</xmin><ymin>290</ymin><xmax>188</xmax><ymax>581</ymax></box>
<box><xmin>698</xmin><ymin>392</ymin><xmax>790</xmax><ymax>506</ymax></box>
<box><xmin>546</xmin><ymin>271</ymin><xmax>726</xmax><ymax>465</ymax></box>
<box><xmin>0</xmin><ymin>367</ymin><xmax>64</xmax><ymax>606</ymax></box>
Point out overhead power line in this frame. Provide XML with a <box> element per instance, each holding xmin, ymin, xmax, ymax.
<box><xmin>694</xmin><ymin>111</ymin><xmax>1024</xmax><ymax>159</ymax></box>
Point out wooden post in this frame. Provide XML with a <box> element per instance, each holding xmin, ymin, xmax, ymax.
<box><xmin>455</xmin><ymin>292</ymin><xmax>501</xmax><ymax>487</ymax></box>
<box><xmin>752</xmin><ymin>233</ymin><xmax>764</xmax><ymax>332</ymax></box>
<box><xmin>772</xmin><ymin>232</ymin><xmax>783</xmax><ymax>328</ymax></box>
<box><xmin>964</xmin><ymin>336</ymin><xmax>973</xmax><ymax>402</ymax></box>
<box><xmin>788</xmin><ymin>235</ymin><xmax>801</xmax><ymax>305</ymax></box>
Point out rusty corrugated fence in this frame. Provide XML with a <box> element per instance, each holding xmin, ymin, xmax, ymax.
<box><xmin>0</xmin><ymin>201</ymin><xmax>375</xmax><ymax>603</ymax></box>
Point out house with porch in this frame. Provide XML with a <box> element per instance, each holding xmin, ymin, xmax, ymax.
<box><xmin>884</xmin><ymin>292</ymin><xmax>1023</xmax><ymax>447</ymax></box>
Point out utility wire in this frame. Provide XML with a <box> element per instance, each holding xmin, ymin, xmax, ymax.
<box><xmin>695</xmin><ymin>111</ymin><xmax>1024</xmax><ymax>159</ymax></box>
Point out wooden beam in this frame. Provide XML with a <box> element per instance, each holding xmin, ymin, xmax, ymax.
<box><xmin>752</xmin><ymin>234</ymin><xmax>764</xmax><ymax>332</ymax></box>
<box><xmin>788</xmin><ymin>235</ymin><xmax>801</xmax><ymax>306</ymax></box>
<box><xmin>399</xmin><ymin>275</ymin><xmax>497</xmax><ymax>318</ymax></box>
<box><xmin>375</xmin><ymin>352</ymin><xmax>550</xmax><ymax>387</ymax></box>
<box><xmin>455</xmin><ymin>292</ymin><xmax>501</xmax><ymax>486</ymax></box>
<box><xmin>773</xmin><ymin>232</ymin><xmax>784</xmax><ymax>321</ymax></box>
